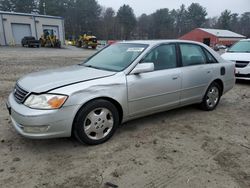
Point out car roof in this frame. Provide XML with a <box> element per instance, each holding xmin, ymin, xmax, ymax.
<box><xmin>118</xmin><ymin>39</ymin><xmax>223</xmax><ymax>63</ymax></box>
<box><xmin>118</xmin><ymin>39</ymin><xmax>206</xmax><ymax>46</ymax></box>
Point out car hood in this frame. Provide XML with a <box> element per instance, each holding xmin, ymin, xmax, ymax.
<box><xmin>221</xmin><ymin>52</ymin><xmax>250</xmax><ymax>61</ymax></box>
<box><xmin>18</xmin><ymin>65</ymin><xmax>116</xmax><ymax>93</ymax></box>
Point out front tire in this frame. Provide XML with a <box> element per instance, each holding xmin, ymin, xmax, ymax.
<box><xmin>77</xmin><ymin>41</ymin><xmax>82</xmax><ymax>48</ymax></box>
<box><xmin>200</xmin><ymin>82</ymin><xmax>221</xmax><ymax>111</ymax></box>
<box><xmin>73</xmin><ymin>99</ymin><xmax>119</xmax><ymax>145</ymax></box>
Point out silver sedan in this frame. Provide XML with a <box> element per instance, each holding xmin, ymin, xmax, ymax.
<box><xmin>6</xmin><ymin>40</ymin><xmax>235</xmax><ymax>145</ymax></box>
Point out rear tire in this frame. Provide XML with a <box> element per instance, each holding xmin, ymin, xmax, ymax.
<box><xmin>73</xmin><ymin>99</ymin><xmax>119</xmax><ymax>145</ymax></box>
<box><xmin>200</xmin><ymin>82</ymin><xmax>221</xmax><ymax>111</ymax></box>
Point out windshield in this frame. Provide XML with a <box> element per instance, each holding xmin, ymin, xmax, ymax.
<box><xmin>228</xmin><ymin>41</ymin><xmax>250</xmax><ymax>53</ymax></box>
<box><xmin>82</xmin><ymin>43</ymin><xmax>148</xmax><ymax>71</ymax></box>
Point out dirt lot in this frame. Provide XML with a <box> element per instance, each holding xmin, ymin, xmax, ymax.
<box><xmin>0</xmin><ymin>46</ymin><xmax>250</xmax><ymax>188</ymax></box>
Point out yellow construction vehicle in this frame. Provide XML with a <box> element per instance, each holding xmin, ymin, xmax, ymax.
<box><xmin>40</xmin><ymin>29</ymin><xmax>61</xmax><ymax>48</ymax></box>
<box><xmin>76</xmin><ymin>33</ymin><xmax>98</xmax><ymax>49</ymax></box>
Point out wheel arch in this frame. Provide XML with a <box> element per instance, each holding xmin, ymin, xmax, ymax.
<box><xmin>212</xmin><ymin>79</ymin><xmax>224</xmax><ymax>95</ymax></box>
<box><xmin>100</xmin><ymin>97</ymin><xmax>123</xmax><ymax>124</ymax></box>
<box><xmin>71</xmin><ymin>97</ymin><xmax>123</xmax><ymax>135</ymax></box>
<box><xmin>200</xmin><ymin>78</ymin><xmax>224</xmax><ymax>111</ymax></box>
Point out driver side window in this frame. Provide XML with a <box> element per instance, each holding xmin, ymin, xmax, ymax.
<box><xmin>141</xmin><ymin>44</ymin><xmax>177</xmax><ymax>71</ymax></box>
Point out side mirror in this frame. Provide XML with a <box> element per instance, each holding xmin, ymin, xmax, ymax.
<box><xmin>130</xmin><ymin>63</ymin><xmax>154</xmax><ymax>74</ymax></box>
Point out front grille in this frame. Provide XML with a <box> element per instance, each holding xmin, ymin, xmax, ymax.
<box><xmin>235</xmin><ymin>73</ymin><xmax>250</xmax><ymax>78</ymax></box>
<box><xmin>13</xmin><ymin>84</ymin><xmax>29</xmax><ymax>103</ymax></box>
<box><xmin>235</xmin><ymin>61</ymin><xmax>249</xmax><ymax>68</ymax></box>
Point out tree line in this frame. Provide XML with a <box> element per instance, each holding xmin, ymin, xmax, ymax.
<box><xmin>0</xmin><ymin>0</ymin><xmax>250</xmax><ymax>40</ymax></box>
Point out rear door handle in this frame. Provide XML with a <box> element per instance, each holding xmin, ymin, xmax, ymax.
<box><xmin>172</xmin><ymin>76</ymin><xmax>178</xmax><ymax>80</ymax></box>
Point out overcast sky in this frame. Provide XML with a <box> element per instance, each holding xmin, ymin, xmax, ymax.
<box><xmin>97</xmin><ymin>0</ymin><xmax>250</xmax><ymax>17</ymax></box>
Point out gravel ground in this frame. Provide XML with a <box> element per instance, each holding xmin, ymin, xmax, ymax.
<box><xmin>0</xmin><ymin>46</ymin><xmax>249</xmax><ymax>188</ymax></box>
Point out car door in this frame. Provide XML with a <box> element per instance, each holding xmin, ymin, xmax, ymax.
<box><xmin>178</xmin><ymin>43</ymin><xmax>214</xmax><ymax>105</ymax></box>
<box><xmin>126</xmin><ymin>44</ymin><xmax>181</xmax><ymax>116</ymax></box>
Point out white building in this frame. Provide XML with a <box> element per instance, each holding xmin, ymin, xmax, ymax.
<box><xmin>0</xmin><ymin>11</ymin><xmax>65</xmax><ymax>45</ymax></box>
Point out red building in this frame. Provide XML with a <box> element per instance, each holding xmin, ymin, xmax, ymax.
<box><xmin>180</xmin><ymin>28</ymin><xmax>246</xmax><ymax>47</ymax></box>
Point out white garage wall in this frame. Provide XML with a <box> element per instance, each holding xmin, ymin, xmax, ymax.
<box><xmin>35</xmin><ymin>17</ymin><xmax>64</xmax><ymax>43</ymax></box>
<box><xmin>0</xmin><ymin>14</ymin><xmax>6</xmax><ymax>45</ymax></box>
<box><xmin>0</xmin><ymin>11</ymin><xmax>64</xmax><ymax>46</ymax></box>
<box><xmin>1</xmin><ymin>14</ymin><xmax>36</xmax><ymax>45</ymax></box>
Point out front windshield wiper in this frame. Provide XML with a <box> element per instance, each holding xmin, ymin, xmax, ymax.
<box><xmin>81</xmin><ymin>64</ymin><xmax>116</xmax><ymax>72</ymax></box>
<box><xmin>82</xmin><ymin>64</ymin><xmax>92</xmax><ymax>67</ymax></box>
<box><xmin>82</xmin><ymin>64</ymin><xmax>102</xmax><ymax>70</ymax></box>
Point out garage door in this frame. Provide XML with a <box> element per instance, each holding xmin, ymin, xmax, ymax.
<box><xmin>12</xmin><ymin>23</ymin><xmax>32</xmax><ymax>45</ymax></box>
<box><xmin>42</xmin><ymin>25</ymin><xmax>59</xmax><ymax>39</ymax></box>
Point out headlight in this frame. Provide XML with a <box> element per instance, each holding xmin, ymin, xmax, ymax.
<box><xmin>24</xmin><ymin>94</ymin><xmax>68</xmax><ymax>109</ymax></box>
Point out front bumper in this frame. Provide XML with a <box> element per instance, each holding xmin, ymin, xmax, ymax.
<box><xmin>235</xmin><ymin>66</ymin><xmax>250</xmax><ymax>80</ymax></box>
<box><xmin>7</xmin><ymin>93</ymin><xmax>80</xmax><ymax>139</ymax></box>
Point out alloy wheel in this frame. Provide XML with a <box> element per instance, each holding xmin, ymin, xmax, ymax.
<box><xmin>206</xmin><ymin>86</ymin><xmax>219</xmax><ymax>108</ymax></box>
<box><xmin>83</xmin><ymin>108</ymin><xmax>114</xmax><ymax>140</ymax></box>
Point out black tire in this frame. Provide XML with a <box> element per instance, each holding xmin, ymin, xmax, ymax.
<box><xmin>73</xmin><ymin>99</ymin><xmax>119</xmax><ymax>145</ymax></box>
<box><xmin>83</xmin><ymin>43</ymin><xmax>88</xmax><ymax>49</ymax></box>
<box><xmin>77</xmin><ymin>41</ymin><xmax>82</xmax><ymax>48</ymax></box>
<box><xmin>57</xmin><ymin>41</ymin><xmax>61</xmax><ymax>48</ymax></box>
<box><xmin>200</xmin><ymin>82</ymin><xmax>222</xmax><ymax>111</ymax></box>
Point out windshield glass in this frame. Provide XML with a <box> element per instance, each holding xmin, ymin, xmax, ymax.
<box><xmin>228</xmin><ymin>41</ymin><xmax>250</xmax><ymax>53</ymax></box>
<box><xmin>82</xmin><ymin>43</ymin><xmax>148</xmax><ymax>71</ymax></box>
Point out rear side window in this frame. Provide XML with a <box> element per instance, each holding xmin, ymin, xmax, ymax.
<box><xmin>180</xmin><ymin>44</ymin><xmax>206</xmax><ymax>66</ymax></box>
<box><xmin>204</xmin><ymin>49</ymin><xmax>218</xmax><ymax>63</ymax></box>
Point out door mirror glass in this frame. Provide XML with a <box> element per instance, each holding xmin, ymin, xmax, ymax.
<box><xmin>130</xmin><ymin>63</ymin><xmax>154</xmax><ymax>74</ymax></box>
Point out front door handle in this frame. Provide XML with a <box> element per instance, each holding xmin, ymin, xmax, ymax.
<box><xmin>172</xmin><ymin>76</ymin><xmax>178</xmax><ymax>80</ymax></box>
